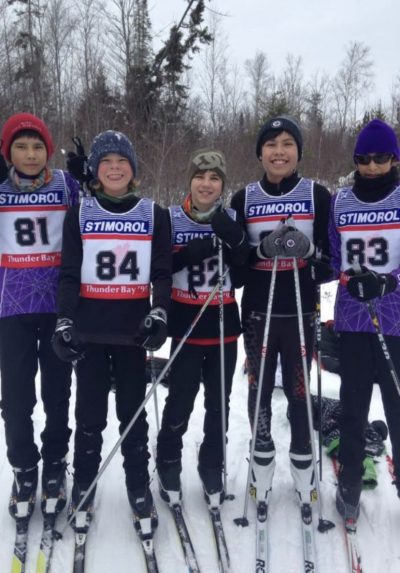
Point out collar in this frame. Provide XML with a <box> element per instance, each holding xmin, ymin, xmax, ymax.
<box><xmin>182</xmin><ymin>193</ymin><xmax>222</xmax><ymax>223</ymax></box>
<box><xmin>260</xmin><ymin>171</ymin><xmax>300</xmax><ymax>196</ymax></box>
<box><xmin>352</xmin><ymin>167</ymin><xmax>399</xmax><ymax>203</ymax></box>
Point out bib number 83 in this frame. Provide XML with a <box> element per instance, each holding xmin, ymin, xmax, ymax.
<box><xmin>346</xmin><ymin>237</ymin><xmax>388</xmax><ymax>267</ymax></box>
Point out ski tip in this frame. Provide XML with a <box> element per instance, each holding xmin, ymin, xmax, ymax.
<box><xmin>233</xmin><ymin>516</ymin><xmax>249</xmax><ymax>527</ymax></box>
<box><xmin>11</xmin><ymin>555</ymin><xmax>23</xmax><ymax>573</ymax></box>
<box><xmin>36</xmin><ymin>551</ymin><xmax>47</xmax><ymax>573</ymax></box>
<box><xmin>317</xmin><ymin>518</ymin><xmax>335</xmax><ymax>533</ymax></box>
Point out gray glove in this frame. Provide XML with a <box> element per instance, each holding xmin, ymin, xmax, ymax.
<box><xmin>257</xmin><ymin>223</ymin><xmax>289</xmax><ymax>258</ymax></box>
<box><xmin>281</xmin><ymin>228</ymin><xmax>314</xmax><ymax>258</ymax></box>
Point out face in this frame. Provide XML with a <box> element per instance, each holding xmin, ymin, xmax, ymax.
<box><xmin>190</xmin><ymin>170</ymin><xmax>223</xmax><ymax>212</ymax></box>
<box><xmin>97</xmin><ymin>153</ymin><xmax>133</xmax><ymax>196</ymax></box>
<box><xmin>260</xmin><ymin>131</ymin><xmax>299</xmax><ymax>183</ymax></box>
<box><xmin>10</xmin><ymin>136</ymin><xmax>47</xmax><ymax>176</ymax></box>
<box><xmin>356</xmin><ymin>155</ymin><xmax>396</xmax><ymax>179</ymax></box>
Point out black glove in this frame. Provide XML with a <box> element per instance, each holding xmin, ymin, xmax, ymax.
<box><xmin>183</xmin><ymin>237</ymin><xmax>217</xmax><ymax>265</ymax></box>
<box><xmin>258</xmin><ymin>223</ymin><xmax>289</xmax><ymax>258</ymax></box>
<box><xmin>51</xmin><ymin>318</ymin><xmax>85</xmax><ymax>362</ymax></box>
<box><xmin>211</xmin><ymin>211</ymin><xmax>244</xmax><ymax>248</ymax></box>
<box><xmin>66</xmin><ymin>137</ymin><xmax>92</xmax><ymax>186</ymax></box>
<box><xmin>281</xmin><ymin>227</ymin><xmax>314</xmax><ymax>258</ymax></box>
<box><xmin>308</xmin><ymin>255</ymin><xmax>334</xmax><ymax>284</ymax></box>
<box><xmin>345</xmin><ymin>266</ymin><xmax>397</xmax><ymax>301</ymax></box>
<box><xmin>138</xmin><ymin>307</ymin><xmax>168</xmax><ymax>351</ymax></box>
<box><xmin>0</xmin><ymin>154</ymin><xmax>8</xmax><ymax>184</ymax></box>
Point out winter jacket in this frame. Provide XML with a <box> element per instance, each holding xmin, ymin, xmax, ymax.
<box><xmin>231</xmin><ymin>172</ymin><xmax>331</xmax><ymax>316</ymax></box>
<box><xmin>0</xmin><ymin>170</ymin><xmax>80</xmax><ymax>318</ymax></box>
<box><xmin>57</xmin><ymin>193</ymin><xmax>172</xmax><ymax>345</ymax></box>
<box><xmin>329</xmin><ymin>167</ymin><xmax>400</xmax><ymax>336</ymax></box>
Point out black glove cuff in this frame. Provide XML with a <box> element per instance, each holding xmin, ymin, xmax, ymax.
<box><xmin>150</xmin><ymin>306</ymin><xmax>167</xmax><ymax>324</ymax></box>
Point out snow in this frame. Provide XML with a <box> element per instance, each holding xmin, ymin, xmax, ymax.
<box><xmin>1</xmin><ymin>281</ymin><xmax>399</xmax><ymax>572</ymax></box>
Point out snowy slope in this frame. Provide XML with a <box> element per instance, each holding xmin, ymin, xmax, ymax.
<box><xmin>1</xmin><ymin>281</ymin><xmax>399</xmax><ymax>573</ymax></box>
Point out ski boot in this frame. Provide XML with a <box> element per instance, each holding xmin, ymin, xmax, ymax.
<box><xmin>157</xmin><ymin>461</ymin><xmax>182</xmax><ymax>506</ymax></box>
<box><xmin>198</xmin><ymin>464</ymin><xmax>224</xmax><ymax>508</ymax></box>
<box><xmin>289</xmin><ymin>452</ymin><xmax>316</xmax><ymax>505</ymax></box>
<box><xmin>128</xmin><ymin>485</ymin><xmax>158</xmax><ymax>537</ymax></box>
<box><xmin>9</xmin><ymin>466</ymin><xmax>38</xmax><ymax>520</ymax></box>
<box><xmin>251</xmin><ymin>442</ymin><xmax>276</xmax><ymax>503</ymax></box>
<box><xmin>336</xmin><ymin>469</ymin><xmax>361</xmax><ymax>520</ymax></box>
<box><xmin>41</xmin><ymin>458</ymin><xmax>67</xmax><ymax>515</ymax></box>
<box><xmin>68</xmin><ymin>481</ymin><xmax>96</xmax><ymax>532</ymax></box>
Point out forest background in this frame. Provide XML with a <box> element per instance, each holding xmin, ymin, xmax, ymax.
<box><xmin>1</xmin><ymin>0</ymin><xmax>399</xmax><ymax>205</ymax></box>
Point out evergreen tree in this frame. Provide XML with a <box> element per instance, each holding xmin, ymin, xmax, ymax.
<box><xmin>9</xmin><ymin>0</ymin><xmax>48</xmax><ymax>116</ymax></box>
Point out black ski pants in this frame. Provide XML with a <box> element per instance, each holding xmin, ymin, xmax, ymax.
<box><xmin>243</xmin><ymin>311</ymin><xmax>315</xmax><ymax>455</ymax></box>
<box><xmin>338</xmin><ymin>331</ymin><xmax>400</xmax><ymax>485</ymax></box>
<box><xmin>157</xmin><ymin>340</ymin><xmax>237</xmax><ymax>470</ymax></box>
<box><xmin>73</xmin><ymin>343</ymin><xmax>150</xmax><ymax>492</ymax></box>
<box><xmin>0</xmin><ymin>313</ymin><xmax>72</xmax><ymax>469</ymax></box>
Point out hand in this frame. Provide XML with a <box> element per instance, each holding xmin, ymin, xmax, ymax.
<box><xmin>51</xmin><ymin>318</ymin><xmax>85</xmax><ymax>362</ymax></box>
<box><xmin>258</xmin><ymin>223</ymin><xmax>289</xmax><ymax>258</ymax></box>
<box><xmin>281</xmin><ymin>228</ymin><xmax>314</xmax><ymax>258</ymax></box>
<box><xmin>211</xmin><ymin>211</ymin><xmax>244</xmax><ymax>249</ymax></box>
<box><xmin>66</xmin><ymin>137</ymin><xmax>92</xmax><ymax>186</ymax></box>
<box><xmin>0</xmin><ymin>153</ymin><xmax>8</xmax><ymax>184</ymax></box>
<box><xmin>66</xmin><ymin>152</ymin><xmax>93</xmax><ymax>186</ymax></box>
<box><xmin>308</xmin><ymin>255</ymin><xmax>334</xmax><ymax>284</ymax></box>
<box><xmin>139</xmin><ymin>307</ymin><xmax>168</xmax><ymax>351</ymax></box>
<box><xmin>345</xmin><ymin>266</ymin><xmax>397</xmax><ymax>301</ymax></box>
<box><xmin>184</xmin><ymin>237</ymin><xmax>217</xmax><ymax>265</ymax></box>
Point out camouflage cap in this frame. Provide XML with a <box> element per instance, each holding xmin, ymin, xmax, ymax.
<box><xmin>188</xmin><ymin>148</ymin><xmax>227</xmax><ymax>183</ymax></box>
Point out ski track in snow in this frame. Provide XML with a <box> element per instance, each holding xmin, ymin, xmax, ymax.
<box><xmin>1</xmin><ymin>281</ymin><xmax>399</xmax><ymax>572</ymax></box>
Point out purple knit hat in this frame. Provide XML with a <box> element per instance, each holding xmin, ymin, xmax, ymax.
<box><xmin>354</xmin><ymin>119</ymin><xmax>400</xmax><ymax>162</ymax></box>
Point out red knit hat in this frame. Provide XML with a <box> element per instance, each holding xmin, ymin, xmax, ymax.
<box><xmin>0</xmin><ymin>112</ymin><xmax>55</xmax><ymax>161</ymax></box>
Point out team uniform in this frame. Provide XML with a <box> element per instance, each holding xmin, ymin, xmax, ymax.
<box><xmin>329</xmin><ymin>168</ymin><xmax>400</xmax><ymax>489</ymax></box>
<box><xmin>57</xmin><ymin>193</ymin><xmax>171</xmax><ymax>493</ymax></box>
<box><xmin>231</xmin><ymin>172</ymin><xmax>331</xmax><ymax>457</ymax></box>
<box><xmin>157</xmin><ymin>205</ymin><xmax>242</xmax><ymax>483</ymax></box>
<box><xmin>0</xmin><ymin>169</ymin><xmax>80</xmax><ymax>471</ymax></box>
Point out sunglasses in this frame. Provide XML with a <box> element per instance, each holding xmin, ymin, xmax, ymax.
<box><xmin>354</xmin><ymin>153</ymin><xmax>393</xmax><ymax>165</ymax></box>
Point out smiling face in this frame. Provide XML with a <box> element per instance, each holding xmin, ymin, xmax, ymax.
<box><xmin>190</xmin><ymin>170</ymin><xmax>223</xmax><ymax>212</ymax></box>
<box><xmin>97</xmin><ymin>153</ymin><xmax>134</xmax><ymax>196</ymax></box>
<box><xmin>260</xmin><ymin>131</ymin><xmax>299</xmax><ymax>183</ymax></box>
<box><xmin>10</xmin><ymin>136</ymin><xmax>47</xmax><ymax>176</ymax></box>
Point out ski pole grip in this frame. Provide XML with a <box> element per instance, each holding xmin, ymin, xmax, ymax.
<box><xmin>352</xmin><ymin>257</ymin><xmax>362</xmax><ymax>275</ymax></box>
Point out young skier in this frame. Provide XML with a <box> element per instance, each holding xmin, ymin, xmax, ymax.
<box><xmin>52</xmin><ymin>130</ymin><xmax>172</xmax><ymax>531</ymax></box>
<box><xmin>0</xmin><ymin>112</ymin><xmax>80</xmax><ymax>522</ymax></box>
<box><xmin>156</xmin><ymin>148</ymin><xmax>249</xmax><ymax>506</ymax></box>
<box><xmin>329</xmin><ymin>118</ymin><xmax>400</xmax><ymax>519</ymax></box>
<box><xmin>229</xmin><ymin>116</ymin><xmax>332</xmax><ymax>506</ymax></box>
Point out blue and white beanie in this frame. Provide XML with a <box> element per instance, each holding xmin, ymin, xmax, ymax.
<box><xmin>88</xmin><ymin>130</ymin><xmax>138</xmax><ymax>179</ymax></box>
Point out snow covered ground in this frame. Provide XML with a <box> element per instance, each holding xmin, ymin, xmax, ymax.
<box><xmin>1</xmin><ymin>281</ymin><xmax>399</xmax><ymax>572</ymax></box>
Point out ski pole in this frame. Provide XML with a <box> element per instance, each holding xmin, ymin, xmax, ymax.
<box><xmin>292</xmin><ymin>257</ymin><xmax>334</xmax><ymax>533</ymax></box>
<box><xmin>55</xmin><ymin>268</ymin><xmax>230</xmax><ymax>539</ymax></box>
<box><xmin>316</xmin><ymin>287</ymin><xmax>323</xmax><ymax>481</ymax></box>
<box><xmin>352</xmin><ymin>260</ymin><xmax>400</xmax><ymax>397</ymax></box>
<box><xmin>314</xmin><ymin>278</ymin><xmax>323</xmax><ymax>481</ymax></box>
<box><xmin>217</xmin><ymin>239</ymin><xmax>232</xmax><ymax>500</ymax></box>
<box><xmin>234</xmin><ymin>256</ymin><xmax>278</xmax><ymax>527</ymax></box>
<box><xmin>149</xmin><ymin>351</ymin><xmax>160</xmax><ymax>433</ymax></box>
